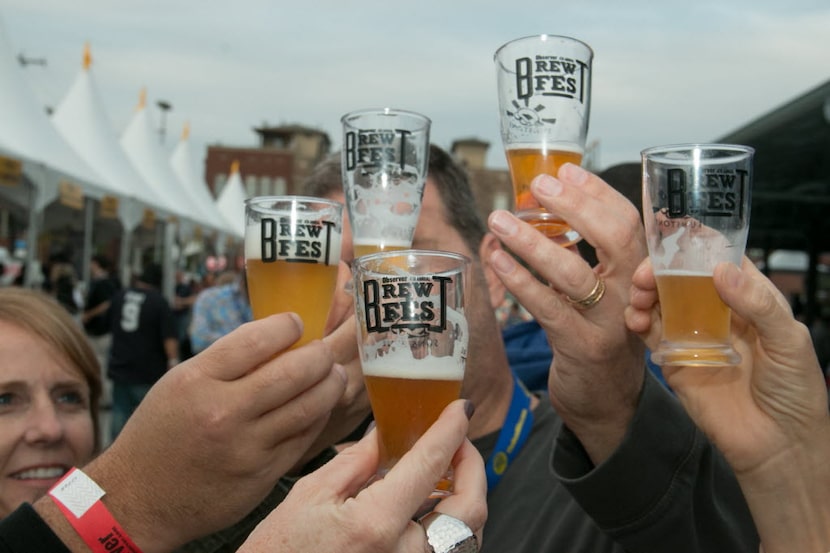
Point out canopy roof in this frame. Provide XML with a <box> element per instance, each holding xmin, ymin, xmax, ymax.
<box><xmin>0</xmin><ymin>21</ymin><xmax>107</xmax><ymax>210</ymax></box>
<box><xmin>120</xmin><ymin>90</ymin><xmax>200</xmax><ymax>228</ymax></box>
<box><xmin>170</xmin><ymin>123</ymin><xmax>240</xmax><ymax>237</ymax></box>
<box><xmin>716</xmin><ymin>78</ymin><xmax>830</xmax><ymax>254</ymax></box>
<box><xmin>216</xmin><ymin>160</ymin><xmax>247</xmax><ymax>238</ymax></box>
<box><xmin>52</xmin><ymin>45</ymin><xmax>172</xmax><ymax>230</ymax></box>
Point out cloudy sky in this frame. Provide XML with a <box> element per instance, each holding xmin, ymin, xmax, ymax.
<box><xmin>2</xmin><ymin>0</ymin><xmax>829</xmax><ymax>173</ymax></box>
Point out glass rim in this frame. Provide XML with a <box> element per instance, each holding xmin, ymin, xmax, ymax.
<box><xmin>494</xmin><ymin>34</ymin><xmax>594</xmax><ymax>60</ymax></box>
<box><xmin>340</xmin><ymin>107</ymin><xmax>432</xmax><ymax>127</ymax></box>
<box><xmin>641</xmin><ymin>143</ymin><xmax>755</xmax><ymax>158</ymax></box>
<box><xmin>244</xmin><ymin>195</ymin><xmax>344</xmax><ymax>210</ymax></box>
<box><xmin>353</xmin><ymin>249</ymin><xmax>471</xmax><ymax>269</ymax></box>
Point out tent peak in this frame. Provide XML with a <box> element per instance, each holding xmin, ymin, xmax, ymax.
<box><xmin>230</xmin><ymin>159</ymin><xmax>240</xmax><ymax>174</ymax></box>
<box><xmin>135</xmin><ymin>87</ymin><xmax>147</xmax><ymax>111</ymax></box>
<box><xmin>181</xmin><ymin>121</ymin><xmax>190</xmax><ymax>140</ymax></box>
<box><xmin>83</xmin><ymin>42</ymin><xmax>92</xmax><ymax>70</ymax></box>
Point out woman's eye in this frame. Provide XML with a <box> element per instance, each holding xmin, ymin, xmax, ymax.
<box><xmin>0</xmin><ymin>392</ymin><xmax>20</xmax><ymax>410</ymax></box>
<box><xmin>56</xmin><ymin>391</ymin><xmax>86</xmax><ymax>407</ymax></box>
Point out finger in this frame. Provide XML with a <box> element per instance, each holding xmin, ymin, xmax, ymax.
<box><xmin>324</xmin><ymin>260</ymin><xmax>355</xmax><ymax>335</ymax></box>
<box><xmin>395</xmin><ymin>521</ymin><xmax>436</xmax><ymax>553</ymax></box>
<box><xmin>713</xmin><ymin>261</ymin><xmax>808</xmax><ymax>351</ymax></box>
<box><xmin>487</xmin><ymin>245</ymin><xmax>572</xmax><ymax>329</ymax></box>
<box><xmin>430</xmin><ymin>439</ymin><xmax>488</xmax><ymax>539</ymax></box>
<box><xmin>243</xmin><ymin>339</ymin><xmax>338</xmax><ymax>415</ymax></box>
<box><xmin>531</xmin><ymin>166</ymin><xmax>645</xmax><ymax>267</ymax></box>
<box><xmin>367</xmin><ymin>400</ymin><xmax>472</xmax><ymax>521</ymax></box>
<box><xmin>629</xmin><ymin>257</ymin><xmax>658</xmax><ymax>310</ymax></box>
<box><xmin>322</xmin><ymin>313</ymin><xmax>359</xmax><ymax>366</ymax></box>
<box><xmin>488</xmin><ymin>210</ymin><xmax>592</xmax><ymax>309</ymax></box>
<box><xmin>258</xmin><ymin>360</ymin><xmax>347</xmax><ymax>448</ymax></box>
<box><xmin>291</xmin><ymin>427</ymin><xmax>381</xmax><ymax>502</ymax></box>
<box><xmin>198</xmin><ymin>313</ymin><xmax>303</xmax><ymax>381</ymax></box>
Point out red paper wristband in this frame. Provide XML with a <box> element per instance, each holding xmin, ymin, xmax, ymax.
<box><xmin>48</xmin><ymin>467</ymin><xmax>144</xmax><ymax>553</ymax></box>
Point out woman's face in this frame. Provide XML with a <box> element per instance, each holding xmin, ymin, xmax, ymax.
<box><xmin>0</xmin><ymin>320</ymin><xmax>95</xmax><ymax>518</ymax></box>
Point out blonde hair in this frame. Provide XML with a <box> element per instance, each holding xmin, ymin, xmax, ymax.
<box><xmin>0</xmin><ymin>287</ymin><xmax>102</xmax><ymax>450</ymax></box>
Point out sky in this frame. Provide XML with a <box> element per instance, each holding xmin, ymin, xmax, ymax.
<box><xmin>2</xmin><ymin>0</ymin><xmax>829</xmax><ymax>174</ymax></box>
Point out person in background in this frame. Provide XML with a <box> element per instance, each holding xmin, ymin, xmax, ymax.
<box><xmin>626</xmin><ymin>256</ymin><xmax>830</xmax><ymax>552</ymax></box>
<box><xmin>172</xmin><ymin>270</ymin><xmax>198</xmax><ymax>361</ymax></box>
<box><xmin>189</xmin><ymin>270</ymin><xmax>252</xmax><ymax>355</ymax></box>
<box><xmin>107</xmin><ymin>263</ymin><xmax>177</xmax><ymax>442</ymax></box>
<box><xmin>81</xmin><ymin>254</ymin><xmax>120</xmax><ymax>407</ymax></box>
<box><xmin>0</xmin><ymin>288</ymin><xmax>100</xmax><ymax>519</ymax></box>
<box><xmin>44</xmin><ymin>252</ymin><xmax>80</xmax><ymax>318</ymax></box>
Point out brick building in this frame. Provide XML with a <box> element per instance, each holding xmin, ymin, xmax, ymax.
<box><xmin>204</xmin><ymin>124</ymin><xmax>331</xmax><ymax>200</ymax></box>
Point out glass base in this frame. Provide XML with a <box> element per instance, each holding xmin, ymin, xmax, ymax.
<box><xmin>369</xmin><ymin>466</ymin><xmax>454</xmax><ymax>500</ymax></box>
<box><xmin>651</xmin><ymin>342</ymin><xmax>741</xmax><ymax>367</ymax></box>
<box><xmin>515</xmin><ymin>208</ymin><xmax>581</xmax><ymax>247</ymax></box>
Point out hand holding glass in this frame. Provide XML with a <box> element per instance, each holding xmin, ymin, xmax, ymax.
<box><xmin>244</xmin><ymin>196</ymin><xmax>343</xmax><ymax>349</ymax></box>
<box><xmin>494</xmin><ymin>34</ymin><xmax>593</xmax><ymax>246</ymax></box>
<box><xmin>341</xmin><ymin>108</ymin><xmax>430</xmax><ymax>258</ymax></box>
<box><xmin>353</xmin><ymin>250</ymin><xmax>470</xmax><ymax>497</ymax></box>
<box><xmin>642</xmin><ymin>144</ymin><xmax>754</xmax><ymax>367</ymax></box>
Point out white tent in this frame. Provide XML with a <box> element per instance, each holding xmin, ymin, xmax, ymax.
<box><xmin>52</xmin><ymin>45</ymin><xmax>172</xmax><ymax>232</ymax></box>
<box><xmin>170</xmin><ymin>122</ymin><xmax>239</xmax><ymax>238</ymax></box>
<box><xmin>120</xmin><ymin>89</ymin><xmax>200</xmax><ymax>231</ymax></box>
<box><xmin>0</xmin><ymin>18</ymin><xmax>112</xmax><ymax>286</ymax></box>
<box><xmin>216</xmin><ymin>160</ymin><xmax>247</xmax><ymax>239</ymax></box>
<box><xmin>0</xmin><ymin>22</ymin><xmax>109</xmax><ymax>210</ymax></box>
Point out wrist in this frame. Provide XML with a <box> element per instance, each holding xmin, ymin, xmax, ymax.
<box><xmin>44</xmin><ymin>468</ymin><xmax>144</xmax><ymax>553</ymax></box>
<box><xmin>80</xmin><ymin>453</ymin><xmax>179</xmax><ymax>553</ymax></box>
<box><xmin>736</xmin><ymin>423</ymin><xmax>830</xmax><ymax>551</ymax></box>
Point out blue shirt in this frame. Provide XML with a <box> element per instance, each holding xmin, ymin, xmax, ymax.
<box><xmin>189</xmin><ymin>281</ymin><xmax>253</xmax><ymax>353</ymax></box>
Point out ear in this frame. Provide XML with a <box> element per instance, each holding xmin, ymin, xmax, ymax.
<box><xmin>479</xmin><ymin>232</ymin><xmax>507</xmax><ymax>310</ymax></box>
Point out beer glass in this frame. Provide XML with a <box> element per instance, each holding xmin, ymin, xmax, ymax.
<box><xmin>494</xmin><ymin>34</ymin><xmax>593</xmax><ymax>246</ymax></box>
<box><xmin>244</xmin><ymin>196</ymin><xmax>343</xmax><ymax>349</ymax></box>
<box><xmin>642</xmin><ymin>144</ymin><xmax>754</xmax><ymax>367</ymax></box>
<box><xmin>341</xmin><ymin>108</ymin><xmax>431</xmax><ymax>259</ymax></box>
<box><xmin>353</xmin><ymin>250</ymin><xmax>470</xmax><ymax>497</ymax></box>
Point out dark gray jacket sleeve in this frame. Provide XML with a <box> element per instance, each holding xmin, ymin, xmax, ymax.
<box><xmin>552</xmin><ymin>371</ymin><xmax>760</xmax><ymax>553</ymax></box>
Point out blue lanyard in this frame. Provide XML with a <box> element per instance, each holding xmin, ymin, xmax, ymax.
<box><xmin>485</xmin><ymin>374</ymin><xmax>534</xmax><ymax>490</ymax></box>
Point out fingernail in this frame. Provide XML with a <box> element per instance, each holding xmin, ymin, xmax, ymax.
<box><xmin>559</xmin><ymin>163</ymin><xmax>589</xmax><ymax>186</ymax></box>
<box><xmin>288</xmin><ymin>312</ymin><xmax>304</xmax><ymax>332</ymax></box>
<box><xmin>464</xmin><ymin>400</ymin><xmax>476</xmax><ymax>420</ymax></box>
<box><xmin>343</xmin><ymin>279</ymin><xmax>354</xmax><ymax>295</ymax></box>
<box><xmin>490</xmin><ymin>250</ymin><xmax>516</xmax><ymax>275</ymax></box>
<box><xmin>488</xmin><ymin>210</ymin><xmax>518</xmax><ymax>236</ymax></box>
<box><xmin>531</xmin><ymin>174</ymin><xmax>563</xmax><ymax>197</ymax></box>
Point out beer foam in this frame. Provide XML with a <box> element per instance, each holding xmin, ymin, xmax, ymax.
<box><xmin>353</xmin><ymin>238</ymin><xmax>411</xmax><ymax>250</ymax></box>
<box><xmin>654</xmin><ymin>269</ymin><xmax>713</xmax><ymax>278</ymax></box>
<box><xmin>245</xmin><ymin>222</ymin><xmax>342</xmax><ymax>265</ymax></box>
<box><xmin>361</xmin><ymin>346</ymin><xmax>466</xmax><ymax>380</ymax></box>
<box><xmin>506</xmin><ymin>142</ymin><xmax>584</xmax><ymax>155</ymax></box>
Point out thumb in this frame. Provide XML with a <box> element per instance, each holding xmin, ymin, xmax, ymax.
<box><xmin>712</xmin><ymin>259</ymin><xmax>800</xmax><ymax>348</ymax></box>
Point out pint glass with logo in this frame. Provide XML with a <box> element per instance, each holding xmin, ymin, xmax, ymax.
<box><xmin>642</xmin><ymin>144</ymin><xmax>754</xmax><ymax>367</ymax></box>
<box><xmin>494</xmin><ymin>35</ymin><xmax>593</xmax><ymax>247</ymax></box>
<box><xmin>244</xmin><ymin>196</ymin><xmax>343</xmax><ymax>349</ymax></box>
<box><xmin>353</xmin><ymin>250</ymin><xmax>470</xmax><ymax>497</ymax></box>
<box><xmin>341</xmin><ymin>108</ymin><xmax>431</xmax><ymax>259</ymax></box>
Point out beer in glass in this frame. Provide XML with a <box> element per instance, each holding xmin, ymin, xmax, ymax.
<box><xmin>244</xmin><ymin>196</ymin><xmax>343</xmax><ymax>349</ymax></box>
<box><xmin>642</xmin><ymin>144</ymin><xmax>754</xmax><ymax>366</ymax></box>
<box><xmin>495</xmin><ymin>35</ymin><xmax>593</xmax><ymax>246</ymax></box>
<box><xmin>353</xmin><ymin>250</ymin><xmax>470</xmax><ymax>497</ymax></box>
<box><xmin>341</xmin><ymin>108</ymin><xmax>430</xmax><ymax>259</ymax></box>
